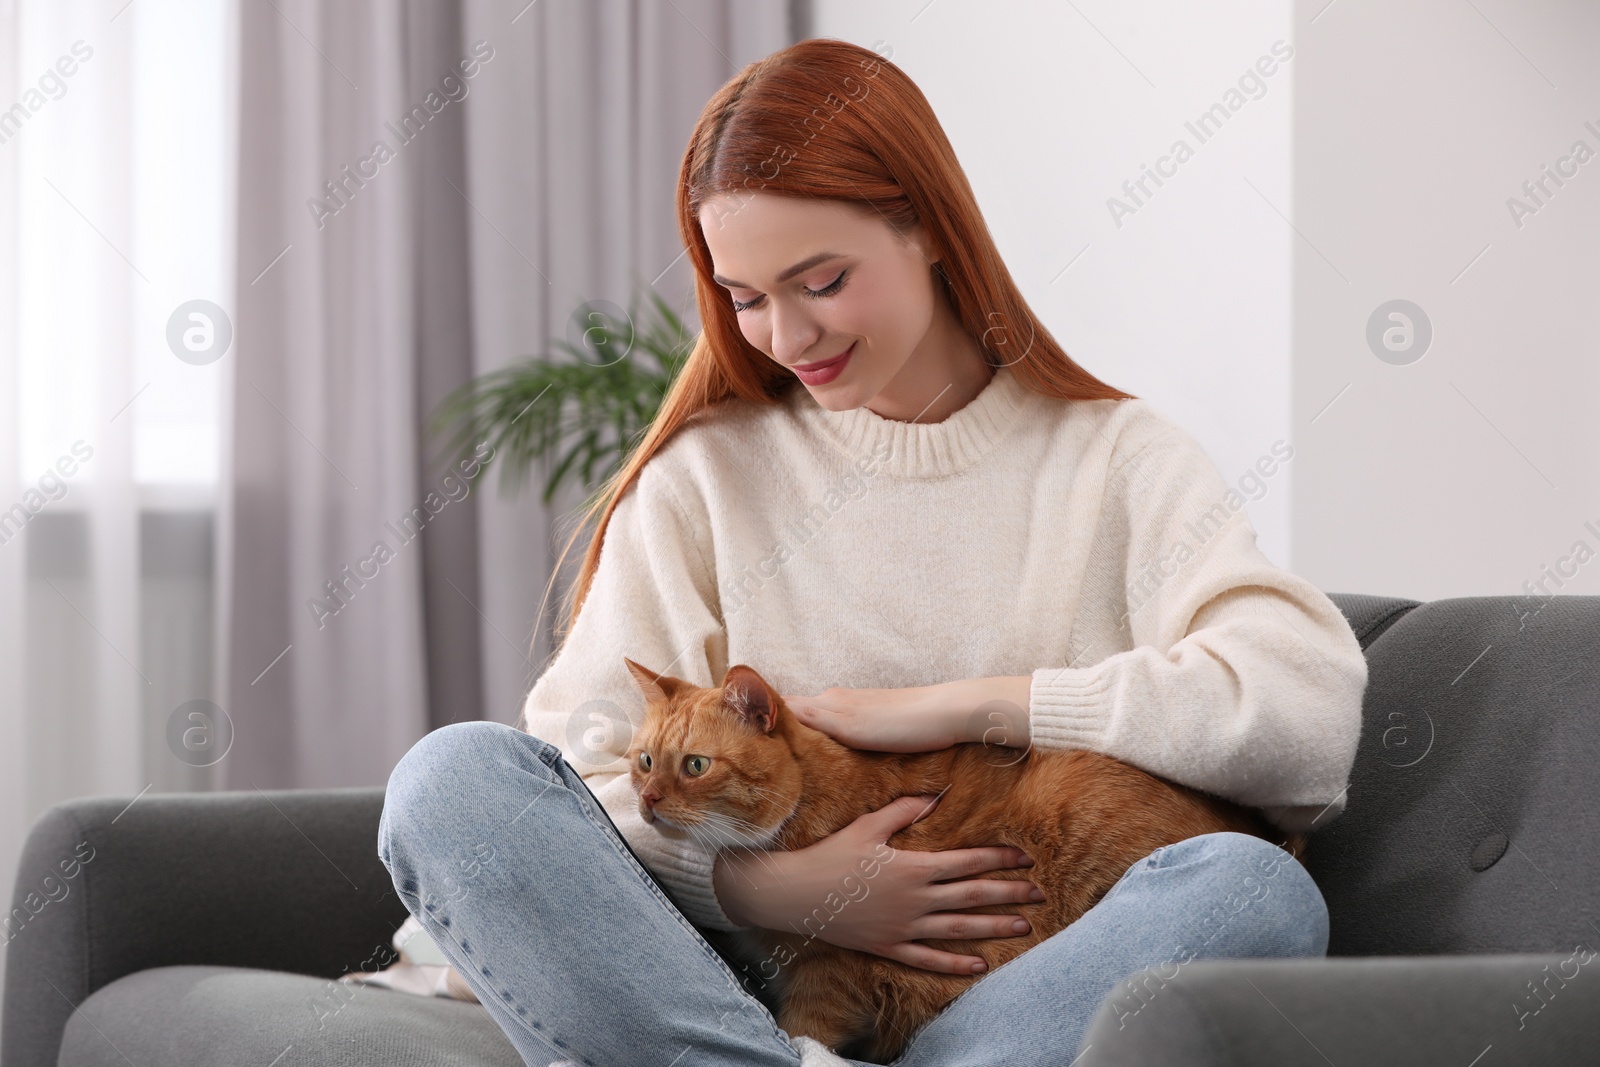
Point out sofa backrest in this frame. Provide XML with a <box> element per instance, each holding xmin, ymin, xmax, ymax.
<box><xmin>1316</xmin><ymin>592</ymin><xmax>1600</xmax><ymax>957</ymax></box>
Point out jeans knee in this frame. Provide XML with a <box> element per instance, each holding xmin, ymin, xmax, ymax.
<box><xmin>388</xmin><ymin>720</ymin><xmax>508</xmax><ymax>800</ymax></box>
<box><xmin>1171</xmin><ymin>831</ymin><xmax>1329</xmax><ymax>957</ymax></box>
<box><xmin>380</xmin><ymin>721</ymin><xmax>554</xmax><ymax>866</ymax></box>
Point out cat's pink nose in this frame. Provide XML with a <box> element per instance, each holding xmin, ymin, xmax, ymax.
<box><xmin>640</xmin><ymin>788</ymin><xmax>661</xmax><ymax>808</ymax></box>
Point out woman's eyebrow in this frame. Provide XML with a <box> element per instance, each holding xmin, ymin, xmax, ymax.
<box><xmin>711</xmin><ymin>251</ymin><xmax>846</xmax><ymax>289</ymax></box>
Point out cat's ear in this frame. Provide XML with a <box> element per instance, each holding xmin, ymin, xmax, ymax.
<box><xmin>721</xmin><ymin>665</ymin><xmax>777</xmax><ymax>734</ymax></box>
<box><xmin>623</xmin><ymin>656</ymin><xmax>680</xmax><ymax>705</ymax></box>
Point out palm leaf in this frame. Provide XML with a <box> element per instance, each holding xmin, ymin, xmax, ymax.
<box><xmin>427</xmin><ymin>288</ymin><xmax>694</xmax><ymax>506</ymax></box>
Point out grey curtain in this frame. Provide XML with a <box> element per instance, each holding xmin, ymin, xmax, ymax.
<box><xmin>223</xmin><ymin>0</ymin><xmax>795</xmax><ymax>791</ymax></box>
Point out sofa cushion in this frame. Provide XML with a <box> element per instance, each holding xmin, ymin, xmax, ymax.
<box><xmin>3</xmin><ymin>788</ymin><xmax>413</xmax><ymax>1067</ymax></box>
<box><xmin>58</xmin><ymin>965</ymin><xmax>523</xmax><ymax>1067</ymax></box>
<box><xmin>1307</xmin><ymin>595</ymin><xmax>1600</xmax><ymax>956</ymax></box>
<box><xmin>1077</xmin><ymin>953</ymin><xmax>1600</xmax><ymax>1065</ymax></box>
<box><xmin>1324</xmin><ymin>591</ymin><xmax>1418</xmax><ymax>650</ymax></box>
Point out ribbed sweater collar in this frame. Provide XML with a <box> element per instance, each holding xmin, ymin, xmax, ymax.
<box><xmin>798</xmin><ymin>362</ymin><xmax>1033</xmax><ymax>479</ymax></box>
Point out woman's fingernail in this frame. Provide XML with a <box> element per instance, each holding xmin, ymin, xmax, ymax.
<box><xmin>970</xmin><ymin>961</ymin><xmax>987</xmax><ymax>973</ymax></box>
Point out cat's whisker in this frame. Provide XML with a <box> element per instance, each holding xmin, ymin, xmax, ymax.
<box><xmin>682</xmin><ymin>821</ymin><xmax>720</xmax><ymax>853</ymax></box>
<box><xmin>686</xmin><ymin>823</ymin><xmax>786</xmax><ymax>888</ymax></box>
<box><xmin>746</xmin><ymin>785</ymin><xmax>797</xmax><ymax>812</ymax></box>
<box><xmin>688</xmin><ymin>811</ymin><xmax>747</xmax><ymax>845</ymax></box>
<box><xmin>699</xmin><ymin>809</ymin><xmax>767</xmax><ymax>842</ymax></box>
<box><xmin>690</xmin><ymin>811</ymin><xmax>792</xmax><ymax>885</ymax></box>
<box><xmin>700</xmin><ymin>809</ymin><xmax>768</xmax><ymax>844</ymax></box>
<box><xmin>747</xmin><ymin>852</ymin><xmax>789</xmax><ymax>885</ymax></box>
<box><xmin>733</xmin><ymin>829</ymin><xmax>789</xmax><ymax>872</ymax></box>
<box><xmin>718</xmin><ymin>846</ymin><xmax>787</xmax><ymax>890</ymax></box>
<box><xmin>684</xmin><ymin>819</ymin><xmax>742</xmax><ymax>856</ymax></box>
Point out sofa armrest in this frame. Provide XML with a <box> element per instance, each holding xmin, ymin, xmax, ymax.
<box><xmin>1078</xmin><ymin>952</ymin><xmax>1600</xmax><ymax>1066</ymax></box>
<box><xmin>2</xmin><ymin>787</ymin><xmax>408</xmax><ymax>1067</ymax></box>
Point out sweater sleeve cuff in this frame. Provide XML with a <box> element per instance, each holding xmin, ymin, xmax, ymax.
<box><xmin>589</xmin><ymin>774</ymin><xmax>746</xmax><ymax>932</ymax></box>
<box><xmin>1028</xmin><ymin>665</ymin><xmax>1118</xmax><ymax>751</ymax></box>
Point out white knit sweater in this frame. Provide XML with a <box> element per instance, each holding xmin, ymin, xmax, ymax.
<box><xmin>517</xmin><ymin>362</ymin><xmax>1368</xmax><ymax>936</ymax></box>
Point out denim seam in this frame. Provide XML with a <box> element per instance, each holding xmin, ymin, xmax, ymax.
<box><xmin>393</xmin><ymin>882</ymin><xmax>583</xmax><ymax>1066</ymax></box>
<box><xmin>524</xmin><ymin>731</ymin><xmax>801</xmax><ymax>1058</ymax></box>
<box><xmin>1098</xmin><ymin>847</ymin><xmax>1160</xmax><ymax>907</ymax></box>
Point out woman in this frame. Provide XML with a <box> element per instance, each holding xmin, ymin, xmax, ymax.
<box><xmin>378</xmin><ymin>37</ymin><xmax>1366</xmax><ymax>1067</ymax></box>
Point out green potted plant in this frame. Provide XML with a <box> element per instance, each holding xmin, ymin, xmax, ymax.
<box><xmin>427</xmin><ymin>288</ymin><xmax>694</xmax><ymax>511</ymax></box>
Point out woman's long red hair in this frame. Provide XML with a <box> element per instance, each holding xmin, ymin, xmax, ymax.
<box><xmin>539</xmin><ymin>37</ymin><xmax>1136</xmax><ymax>655</ymax></box>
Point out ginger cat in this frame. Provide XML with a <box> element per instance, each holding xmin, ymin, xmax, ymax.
<box><xmin>622</xmin><ymin>657</ymin><xmax>1307</xmax><ymax>1064</ymax></box>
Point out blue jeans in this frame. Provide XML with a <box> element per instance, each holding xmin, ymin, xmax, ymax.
<box><xmin>378</xmin><ymin>720</ymin><xmax>1329</xmax><ymax>1067</ymax></box>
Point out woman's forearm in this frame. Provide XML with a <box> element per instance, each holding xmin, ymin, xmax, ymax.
<box><xmin>942</xmin><ymin>675</ymin><xmax>1033</xmax><ymax>748</ymax></box>
<box><xmin>712</xmin><ymin>848</ymin><xmax>761</xmax><ymax>929</ymax></box>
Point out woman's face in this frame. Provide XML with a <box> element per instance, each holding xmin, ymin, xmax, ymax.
<box><xmin>698</xmin><ymin>191</ymin><xmax>940</xmax><ymax>411</ymax></box>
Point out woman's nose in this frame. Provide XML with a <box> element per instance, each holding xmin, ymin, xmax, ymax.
<box><xmin>767</xmin><ymin>302</ymin><xmax>819</xmax><ymax>364</ymax></box>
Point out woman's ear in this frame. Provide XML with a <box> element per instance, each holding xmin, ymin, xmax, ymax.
<box><xmin>903</xmin><ymin>219</ymin><xmax>938</xmax><ymax>266</ymax></box>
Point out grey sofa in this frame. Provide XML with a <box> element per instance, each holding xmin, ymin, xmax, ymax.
<box><xmin>5</xmin><ymin>593</ymin><xmax>1598</xmax><ymax>1066</ymax></box>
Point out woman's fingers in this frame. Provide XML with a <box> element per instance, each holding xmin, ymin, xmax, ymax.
<box><xmin>929</xmin><ymin>870</ymin><xmax>1043</xmax><ymax>910</ymax></box>
<box><xmin>869</xmin><ymin>794</ymin><xmax>945</xmax><ymax>837</ymax></box>
<box><xmin>927</xmin><ymin>844</ymin><xmax>1034</xmax><ymax>882</ymax></box>
<box><xmin>909</xmin><ymin>907</ymin><xmax>1032</xmax><ymax>943</ymax></box>
<box><xmin>883</xmin><ymin>940</ymin><xmax>991</xmax><ymax>976</ymax></box>
<box><xmin>914</xmin><ymin>851</ymin><xmax>1044</xmax><ymax>943</ymax></box>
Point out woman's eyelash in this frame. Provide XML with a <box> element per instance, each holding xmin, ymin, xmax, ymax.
<box><xmin>808</xmin><ymin>268</ymin><xmax>848</xmax><ymax>298</ymax></box>
<box><xmin>731</xmin><ymin>269</ymin><xmax>848</xmax><ymax>312</ymax></box>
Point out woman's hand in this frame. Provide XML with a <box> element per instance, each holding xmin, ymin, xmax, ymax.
<box><xmin>713</xmin><ymin>794</ymin><xmax>1043</xmax><ymax>975</ymax></box>
<box><xmin>783</xmin><ymin>676</ymin><xmax>1034</xmax><ymax>753</ymax></box>
<box><xmin>782</xmin><ymin>685</ymin><xmax>967</xmax><ymax>753</ymax></box>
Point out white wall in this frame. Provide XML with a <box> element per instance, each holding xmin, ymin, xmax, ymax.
<box><xmin>1292</xmin><ymin>0</ymin><xmax>1599</xmax><ymax>603</ymax></box>
<box><xmin>812</xmin><ymin>0</ymin><xmax>1600</xmax><ymax>604</ymax></box>
<box><xmin>810</xmin><ymin>0</ymin><xmax>1298</xmax><ymax>567</ymax></box>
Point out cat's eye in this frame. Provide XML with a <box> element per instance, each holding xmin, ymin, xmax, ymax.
<box><xmin>684</xmin><ymin>755</ymin><xmax>710</xmax><ymax>776</ymax></box>
<box><xmin>637</xmin><ymin>752</ymin><xmax>651</xmax><ymax>772</ymax></box>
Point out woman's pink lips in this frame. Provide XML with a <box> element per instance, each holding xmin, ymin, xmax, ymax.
<box><xmin>793</xmin><ymin>342</ymin><xmax>854</xmax><ymax>384</ymax></box>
